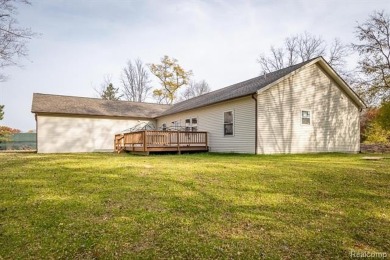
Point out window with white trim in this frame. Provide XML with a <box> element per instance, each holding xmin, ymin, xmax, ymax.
<box><xmin>224</xmin><ymin>111</ymin><xmax>234</xmax><ymax>136</ymax></box>
<box><xmin>185</xmin><ymin>117</ymin><xmax>198</xmax><ymax>132</ymax></box>
<box><xmin>191</xmin><ymin>118</ymin><xmax>198</xmax><ymax>132</ymax></box>
<box><xmin>301</xmin><ymin>110</ymin><xmax>311</xmax><ymax>125</ymax></box>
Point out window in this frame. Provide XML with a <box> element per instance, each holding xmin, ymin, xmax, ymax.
<box><xmin>224</xmin><ymin>111</ymin><xmax>234</xmax><ymax>136</ymax></box>
<box><xmin>185</xmin><ymin>119</ymin><xmax>191</xmax><ymax>131</ymax></box>
<box><xmin>162</xmin><ymin>123</ymin><xmax>167</xmax><ymax>131</ymax></box>
<box><xmin>192</xmin><ymin>118</ymin><xmax>198</xmax><ymax>132</ymax></box>
<box><xmin>301</xmin><ymin>110</ymin><xmax>311</xmax><ymax>125</ymax></box>
<box><xmin>185</xmin><ymin>118</ymin><xmax>198</xmax><ymax>132</ymax></box>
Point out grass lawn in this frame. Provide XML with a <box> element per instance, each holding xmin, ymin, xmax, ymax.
<box><xmin>0</xmin><ymin>153</ymin><xmax>389</xmax><ymax>259</ymax></box>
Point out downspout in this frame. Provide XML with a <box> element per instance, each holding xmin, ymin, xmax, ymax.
<box><xmin>251</xmin><ymin>94</ymin><xmax>258</xmax><ymax>155</ymax></box>
<box><xmin>358</xmin><ymin>107</ymin><xmax>363</xmax><ymax>153</ymax></box>
<box><xmin>35</xmin><ymin>113</ymin><xmax>38</xmax><ymax>153</ymax></box>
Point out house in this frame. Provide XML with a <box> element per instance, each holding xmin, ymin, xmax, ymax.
<box><xmin>31</xmin><ymin>57</ymin><xmax>366</xmax><ymax>154</ymax></box>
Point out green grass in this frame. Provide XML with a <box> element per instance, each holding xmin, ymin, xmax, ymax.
<box><xmin>0</xmin><ymin>153</ymin><xmax>389</xmax><ymax>259</ymax></box>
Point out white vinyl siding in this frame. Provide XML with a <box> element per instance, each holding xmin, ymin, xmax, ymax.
<box><xmin>37</xmin><ymin>115</ymin><xmax>155</xmax><ymax>153</ymax></box>
<box><xmin>257</xmin><ymin>63</ymin><xmax>360</xmax><ymax>154</ymax></box>
<box><xmin>157</xmin><ymin>96</ymin><xmax>255</xmax><ymax>153</ymax></box>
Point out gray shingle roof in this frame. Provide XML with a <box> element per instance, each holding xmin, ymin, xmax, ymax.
<box><xmin>159</xmin><ymin>58</ymin><xmax>316</xmax><ymax>116</ymax></box>
<box><xmin>31</xmin><ymin>93</ymin><xmax>171</xmax><ymax>118</ymax></box>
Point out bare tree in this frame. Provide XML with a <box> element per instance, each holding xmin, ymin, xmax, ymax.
<box><xmin>0</xmin><ymin>0</ymin><xmax>35</xmax><ymax>119</ymax></box>
<box><xmin>0</xmin><ymin>0</ymin><xmax>35</xmax><ymax>81</ymax></box>
<box><xmin>285</xmin><ymin>36</ymin><xmax>298</xmax><ymax>66</ymax></box>
<box><xmin>180</xmin><ymin>80</ymin><xmax>211</xmax><ymax>101</ymax></box>
<box><xmin>352</xmin><ymin>10</ymin><xmax>390</xmax><ymax>105</ymax></box>
<box><xmin>121</xmin><ymin>59</ymin><xmax>152</xmax><ymax>102</ymax></box>
<box><xmin>296</xmin><ymin>32</ymin><xmax>326</xmax><ymax>61</ymax></box>
<box><xmin>257</xmin><ymin>32</ymin><xmax>349</xmax><ymax>75</ymax></box>
<box><xmin>328</xmin><ymin>38</ymin><xmax>349</xmax><ymax>68</ymax></box>
<box><xmin>257</xmin><ymin>46</ymin><xmax>285</xmax><ymax>73</ymax></box>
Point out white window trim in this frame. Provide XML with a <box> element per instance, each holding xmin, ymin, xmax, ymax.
<box><xmin>192</xmin><ymin>117</ymin><xmax>198</xmax><ymax>132</ymax></box>
<box><xmin>223</xmin><ymin>110</ymin><xmax>235</xmax><ymax>137</ymax></box>
<box><xmin>185</xmin><ymin>117</ymin><xmax>198</xmax><ymax>132</ymax></box>
<box><xmin>300</xmin><ymin>109</ymin><xmax>312</xmax><ymax>126</ymax></box>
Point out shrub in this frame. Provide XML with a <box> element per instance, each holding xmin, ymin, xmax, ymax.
<box><xmin>0</xmin><ymin>126</ymin><xmax>21</xmax><ymax>142</ymax></box>
<box><xmin>363</xmin><ymin>121</ymin><xmax>390</xmax><ymax>144</ymax></box>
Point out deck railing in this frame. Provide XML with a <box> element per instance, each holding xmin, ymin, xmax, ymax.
<box><xmin>115</xmin><ymin>130</ymin><xmax>208</xmax><ymax>153</ymax></box>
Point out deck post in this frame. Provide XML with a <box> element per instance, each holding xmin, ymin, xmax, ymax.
<box><xmin>177</xmin><ymin>131</ymin><xmax>181</xmax><ymax>154</ymax></box>
<box><xmin>143</xmin><ymin>131</ymin><xmax>147</xmax><ymax>152</ymax></box>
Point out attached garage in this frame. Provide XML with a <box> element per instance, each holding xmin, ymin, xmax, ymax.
<box><xmin>31</xmin><ymin>93</ymin><xmax>170</xmax><ymax>153</ymax></box>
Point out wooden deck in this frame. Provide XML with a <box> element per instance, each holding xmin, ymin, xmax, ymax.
<box><xmin>114</xmin><ymin>130</ymin><xmax>208</xmax><ymax>154</ymax></box>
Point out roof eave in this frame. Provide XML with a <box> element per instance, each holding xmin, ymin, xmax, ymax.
<box><xmin>156</xmin><ymin>94</ymin><xmax>255</xmax><ymax>118</ymax></box>
<box><xmin>32</xmin><ymin>111</ymin><xmax>158</xmax><ymax>119</ymax></box>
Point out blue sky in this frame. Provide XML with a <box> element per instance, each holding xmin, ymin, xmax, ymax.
<box><xmin>0</xmin><ymin>0</ymin><xmax>388</xmax><ymax>131</ymax></box>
